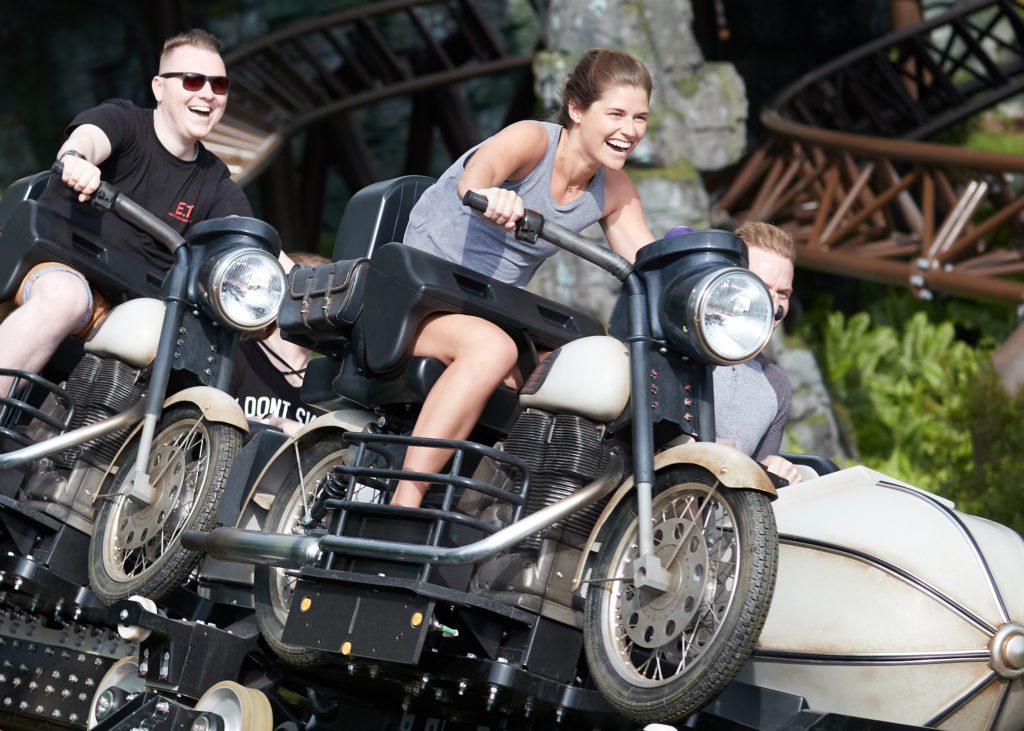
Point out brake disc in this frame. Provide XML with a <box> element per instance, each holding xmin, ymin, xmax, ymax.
<box><xmin>619</xmin><ymin>516</ymin><xmax>710</xmax><ymax>649</ymax></box>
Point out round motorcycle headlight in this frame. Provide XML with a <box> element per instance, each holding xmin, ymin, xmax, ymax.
<box><xmin>692</xmin><ymin>268</ymin><xmax>774</xmax><ymax>364</ymax></box>
<box><xmin>203</xmin><ymin>248</ymin><xmax>285</xmax><ymax>331</ymax></box>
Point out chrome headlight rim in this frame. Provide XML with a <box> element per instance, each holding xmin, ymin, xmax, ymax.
<box><xmin>203</xmin><ymin>247</ymin><xmax>285</xmax><ymax>332</ymax></box>
<box><xmin>690</xmin><ymin>267</ymin><xmax>774</xmax><ymax>366</ymax></box>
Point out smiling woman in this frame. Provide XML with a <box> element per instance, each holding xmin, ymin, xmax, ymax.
<box><xmin>389</xmin><ymin>48</ymin><xmax>657</xmax><ymax>509</ymax></box>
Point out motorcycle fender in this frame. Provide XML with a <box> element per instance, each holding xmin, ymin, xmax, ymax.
<box><xmin>163</xmin><ymin>386</ymin><xmax>249</xmax><ymax>431</ymax></box>
<box><xmin>571</xmin><ymin>442</ymin><xmax>777</xmax><ymax>591</ymax></box>
<box><xmin>235</xmin><ymin>409</ymin><xmax>376</xmax><ymax>529</ymax></box>
<box><xmin>91</xmin><ymin>387</ymin><xmax>249</xmax><ymax>506</ymax></box>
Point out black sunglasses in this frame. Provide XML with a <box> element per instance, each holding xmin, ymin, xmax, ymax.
<box><xmin>159</xmin><ymin>72</ymin><xmax>230</xmax><ymax>95</ymax></box>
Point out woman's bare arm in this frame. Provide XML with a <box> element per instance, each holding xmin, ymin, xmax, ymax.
<box><xmin>600</xmin><ymin>168</ymin><xmax>654</xmax><ymax>262</ymax></box>
<box><xmin>457</xmin><ymin>121</ymin><xmax>549</xmax><ymax>232</ymax></box>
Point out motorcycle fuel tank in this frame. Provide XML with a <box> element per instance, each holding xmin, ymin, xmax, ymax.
<box><xmin>84</xmin><ymin>298</ymin><xmax>165</xmax><ymax>368</ymax></box>
<box><xmin>737</xmin><ymin>466</ymin><xmax>1024</xmax><ymax>730</ymax></box>
<box><xmin>519</xmin><ymin>335</ymin><xmax>629</xmax><ymax>422</ymax></box>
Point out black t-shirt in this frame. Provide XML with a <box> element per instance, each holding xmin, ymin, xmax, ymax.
<box><xmin>229</xmin><ymin>340</ymin><xmax>323</xmax><ymax>426</ymax></box>
<box><xmin>39</xmin><ymin>99</ymin><xmax>252</xmax><ymax>271</ymax></box>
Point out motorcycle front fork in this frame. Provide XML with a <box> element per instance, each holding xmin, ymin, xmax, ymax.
<box><xmin>623</xmin><ymin>275</ymin><xmax>671</xmax><ymax>592</ymax></box>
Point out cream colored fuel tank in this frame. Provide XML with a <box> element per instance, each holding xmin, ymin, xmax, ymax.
<box><xmin>518</xmin><ymin>336</ymin><xmax>630</xmax><ymax>423</ymax></box>
<box><xmin>737</xmin><ymin>466</ymin><xmax>1024</xmax><ymax>730</ymax></box>
<box><xmin>85</xmin><ymin>298</ymin><xmax>165</xmax><ymax>368</ymax></box>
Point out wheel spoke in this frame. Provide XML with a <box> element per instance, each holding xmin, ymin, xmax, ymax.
<box><xmin>662</xmin><ymin>482</ymin><xmax>722</xmax><ymax>571</ymax></box>
<box><xmin>294</xmin><ymin>442</ymin><xmax>312</xmax><ymax>521</ymax></box>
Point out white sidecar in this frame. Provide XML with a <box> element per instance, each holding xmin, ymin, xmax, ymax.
<box><xmin>737</xmin><ymin>466</ymin><xmax>1024</xmax><ymax>730</ymax></box>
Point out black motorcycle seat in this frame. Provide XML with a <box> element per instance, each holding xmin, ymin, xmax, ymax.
<box><xmin>301</xmin><ymin>354</ymin><xmax>519</xmax><ymax>437</ymax></box>
<box><xmin>363</xmin><ymin>243</ymin><xmax>605</xmax><ymax>375</ymax></box>
<box><xmin>0</xmin><ymin>198</ymin><xmax>165</xmax><ymax>302</ymax></box>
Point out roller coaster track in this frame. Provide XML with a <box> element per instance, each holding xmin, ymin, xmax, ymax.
<box><xmin>205</xmin><ymin>0</ymin><xmax>534</xmax><ymax>191</ymax></box>
<box><xmin>713</xmin><ymin>0</ymin><xmax>1024</xmax><ymax>303</ymax></box>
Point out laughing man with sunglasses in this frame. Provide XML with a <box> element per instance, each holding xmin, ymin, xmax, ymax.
<box><xmin>0</xmin><ymin>29</ymin><xmax>256</xmax><ymax>400</ymax></box>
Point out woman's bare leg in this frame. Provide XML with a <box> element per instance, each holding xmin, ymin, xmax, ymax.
<box><xmin>390</xmin><ymin>314</ymin><xmax>519</xmax><ymax>508</ymax></box>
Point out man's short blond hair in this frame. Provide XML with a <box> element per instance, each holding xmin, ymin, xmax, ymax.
<box><xmin>160</xmin><ymin>29</ymin><xmax>222</xmax><ymax>65</ymax></box>
<box><xmin>735</xmin><ymin>221</ymin><xmax>796</xmax><ymax>263</ymax></box>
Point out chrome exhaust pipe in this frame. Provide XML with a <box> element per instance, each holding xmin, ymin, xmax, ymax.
<box><xmin>0</xmin><ymin>401</ymin><xmax>146</xmax><ymax>469</ymax></box>
<box><xmin>182</xmin><ymin>527</ymin><xmax>321</xmax><ymax>567</ymax></box>
<box><xmin>184</xmin><ymin>453</ymin><xmax>624</xmax><ymax>568</ymax></box>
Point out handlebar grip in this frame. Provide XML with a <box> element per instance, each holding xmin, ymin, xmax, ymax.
<box><xmin>51</xmin><ymin>159</ymin><xmax>118</xmax><ymax>211</ymax></box>
<box><xmin>51</xmin><ymin>157</ymin><xmax>183</xmax><ymax>253</ymax></box>
<box><xmin>462</xmin><ymin>190</ymin><xmax>489</xmax><ymax>212</ymax></box>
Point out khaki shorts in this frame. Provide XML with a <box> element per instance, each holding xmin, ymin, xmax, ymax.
<box><xmin>15</xmin><ymin>262</ymin><xmax>110</xmax><ymax>338</ymax></box>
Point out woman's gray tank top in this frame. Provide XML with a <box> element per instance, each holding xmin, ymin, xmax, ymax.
<box><xmin>402</xmin><ymin>121</ymin><xmax>606</xmax><ymax>286</ymax></box>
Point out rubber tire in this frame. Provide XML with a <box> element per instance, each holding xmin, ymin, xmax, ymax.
<box><xmin>88</xmin><ymin>405</ymin><xmax>242</xmax><ymax>605</ymax></box>
<box><xmin>583</xmin><ymin>465</ymin><xmax>778</xmax><ymax>724</ymax></box>
<box><xmin>253</xmin><ymin>435</ymin><xmax>351</xmax><ymax>667</ymax></box>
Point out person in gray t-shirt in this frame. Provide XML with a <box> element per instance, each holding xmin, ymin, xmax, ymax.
<box><xmin>391</xmin><ymin>49</ymin><xmax>657</xmax><ymax>508</ymax></box>
<box><xmin>713</xmin><ymin>222</ymin><xmax>802</xmax><ymax>485</ymax></box>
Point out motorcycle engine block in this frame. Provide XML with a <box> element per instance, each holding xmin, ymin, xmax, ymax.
<box><xmin>504</xmin><ymin>409</ymin><xmax>615</xmax><ymax>553</ymax></box>
<box><xmin>57</xmin><ymin>354</ymin><xmax>145</xmax><ymax>470</ymax></box>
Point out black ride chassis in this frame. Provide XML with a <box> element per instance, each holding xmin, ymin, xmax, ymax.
<box><xmin>0</xmin><ymin>473</ymin><xmax>928</xmax><ymax>731</ymax></box>
<box><xmin>91</xmin><ymin>572</ymin><xmax>927</xmax><ymax>731</ymax></box>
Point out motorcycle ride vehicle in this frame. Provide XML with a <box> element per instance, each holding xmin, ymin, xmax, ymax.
<box><xmin>0</xmin><ymin>162</ymin><xmax>286</xmax><ymax>620</ymax></box>
<box><xmin>176</xmin><ymin>175</ymin><xmax>784</xmax><ymax>727</ymax></box>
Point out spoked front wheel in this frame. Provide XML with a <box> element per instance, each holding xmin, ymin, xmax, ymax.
<box><xmin>88</xmin><ymin>405</ymin><xmax>243</xmax><ymax>604</ymax></box>
<box><xmin>583</xmin><ymin>465</ymin><xmax>778</xmax><ymax>724</ymax></box>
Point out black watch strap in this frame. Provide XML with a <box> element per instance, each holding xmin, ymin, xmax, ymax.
<box><xmin>59</xmin><ymin>149</ymin><xmax>87</xmax><ymax>162</ymax></box>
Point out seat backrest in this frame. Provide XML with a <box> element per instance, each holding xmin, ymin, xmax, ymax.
<box><xmin>332</xmin><ymin>176</ymin><xmax>436</xmax><ymax>261</ymax></box>
<box><xmin>0</xmin><ymin>171</ymin><xmax>50</xmax><ymax>238</ymax></box>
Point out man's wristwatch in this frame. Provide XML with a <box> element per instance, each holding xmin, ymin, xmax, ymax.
<box><xmin>59</xmin><ymin>149</ymin><xmax>87</xmax><ymax>162</ymax></box>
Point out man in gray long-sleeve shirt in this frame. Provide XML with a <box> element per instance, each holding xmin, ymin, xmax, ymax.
<box><xmin>713</xmin><ymin>221</ymin><xmax>802</xmax><ymax>485</ymax></box>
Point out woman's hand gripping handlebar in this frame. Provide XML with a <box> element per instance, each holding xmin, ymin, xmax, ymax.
<box><xmin>462</xmin><ymin>191</ymin><xmax>634</xmax><ymax>282</ymax></box>
<box><xmin>51</xmin><ymin>160</ymin><xmax>186</xmax><ymax>254</ymax></box>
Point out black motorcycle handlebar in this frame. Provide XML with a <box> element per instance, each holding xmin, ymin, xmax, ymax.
<box><xmin>462</xmin><ymin>191</ymin><xmax>634</xmax><ymax>282</ymax></box>
<box><xmin>51</xmin><ymin>161</ymin><xmax>185</xmax><ymax>254</ymax></box>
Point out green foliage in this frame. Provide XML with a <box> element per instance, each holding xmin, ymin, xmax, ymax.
<box><xmin>802</xmin><ymin>287</ymin><xmax>1024</xmax><ymax>531</ymax></box>
<box><xmin>816</xmin><ymin>310</ymin><xmax>981</xmax><ymax>490</ymax></box>
<box><xmin>964</xmin><ymin>129</ymin><xmax>1024</xmax><ymax>156</ymax></box>
<box><xmin>944</xmin><ymin>367</ymin><xmax>1024</xmax><ymax>535</ymax></box>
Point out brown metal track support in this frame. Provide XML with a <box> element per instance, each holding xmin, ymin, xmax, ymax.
<box><xmin>200</xmin><ymin>0</ymin><xmax>537</xmax><ymax>251</ymax></box>
<box><xmin>712</xmin><ymin>0</ymin><xmax>1024</xmax><ymax>305</ymax></box>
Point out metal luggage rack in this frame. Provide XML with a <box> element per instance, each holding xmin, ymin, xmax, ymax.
<box><xmin>315</xmin><ymin>431</ymin><xmax>531</xmax><ymax>571</ymax></box>
<box><xmin>0</xmin><ymin>368</ymin><xmax>74</xmax><ymax>449</ymax></box>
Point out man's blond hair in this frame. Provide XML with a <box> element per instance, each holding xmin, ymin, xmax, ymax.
<box><xmin>735</xmin><ymin>221</ymin><xmax>796</xmax><ymax>263</ymax></box>
<box><xmin>160</xmin><ymin>29</ymin><xmax>222</xmax><ymax>66</ymax></box>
